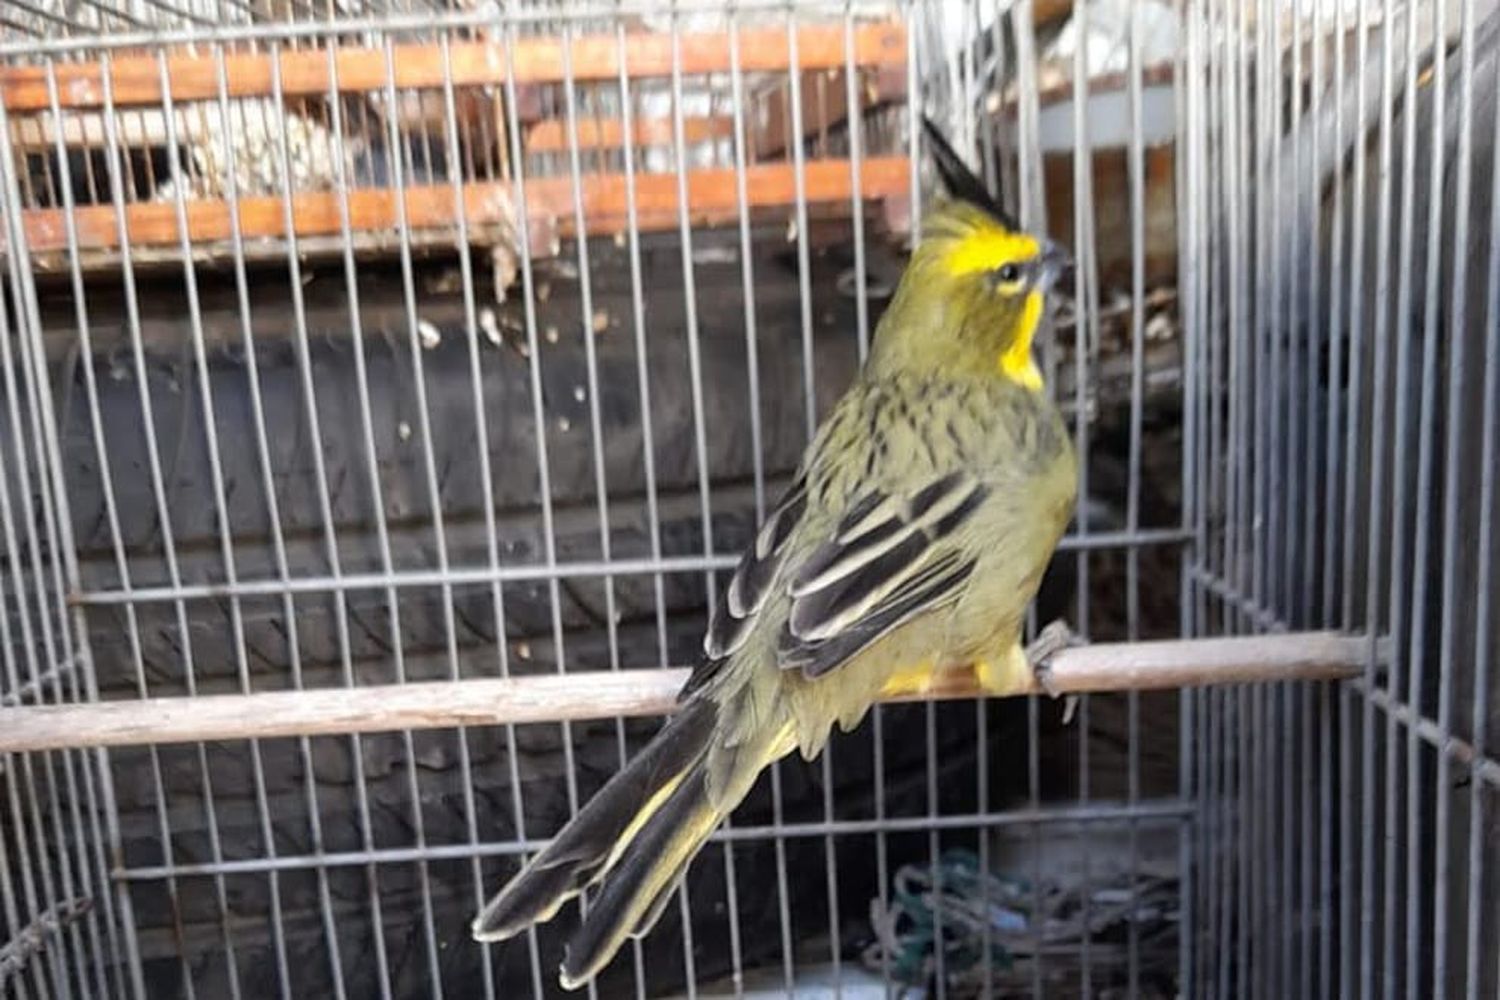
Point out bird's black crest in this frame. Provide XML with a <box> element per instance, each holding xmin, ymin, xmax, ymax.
<box><xmin>921</xmin><ymin>117</ymin><xmax>1021</xmax><ymax>231</ymax></box>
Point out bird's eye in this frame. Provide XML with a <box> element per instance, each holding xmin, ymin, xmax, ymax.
<box><xmin>995</xmin><ymin>263</ymin><xmax>1021</xmax><ymax>286</ymax></box>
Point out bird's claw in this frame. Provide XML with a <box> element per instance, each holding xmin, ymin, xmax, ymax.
<box><xmin>1026</xmin><ymin>620</ymin><xmax>1082</xmax><ymax>722</ymax></box>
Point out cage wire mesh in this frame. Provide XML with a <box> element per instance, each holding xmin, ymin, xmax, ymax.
<box><xmin>0</xmin><ymin>0</ymin><xmax>1496</xmax><ymax>997</ymax></box>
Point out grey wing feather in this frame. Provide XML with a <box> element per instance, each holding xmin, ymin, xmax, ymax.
<box><xmin>679</xmin><ymin>478</ymin><xmax>807</xmax><ymax>700</ymax></box>
<box><xmin>778</xmin><ymin>472</ymin><xmax>988</xmax><ymax>679</ymax></box>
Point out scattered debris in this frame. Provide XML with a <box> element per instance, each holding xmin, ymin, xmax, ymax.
<box><xmin>424</xmin><ymin>268</ymin><xmax>463</xmax><ymax>295</ymax></box>
<box><xmin>417</xmin><ymin>319</ymin><xmax>442</xmax><ymax>350</ymax></box>
<box><xmin>862</xmin><ymin>848</ymin><xmax>1178</xmax><ymax>996</ymax></box>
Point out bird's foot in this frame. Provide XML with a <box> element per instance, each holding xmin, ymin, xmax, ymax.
<box><xmin>1026</xmin><ymin>620</ymin><xmax>1082</xmax><ymax>723</ymax></box>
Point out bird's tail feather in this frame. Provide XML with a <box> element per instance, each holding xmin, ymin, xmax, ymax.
<box><xmin>470</xmin><ymin>697</ymin><xmax>718</xmax><ymax>943</ymax></box>
<box><xmin>558</xmin><ymin>763</ymin><xmax>723</xmax><ymax>989</ymax></box>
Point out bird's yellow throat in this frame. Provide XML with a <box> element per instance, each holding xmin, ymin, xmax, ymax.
<box><xmin>1000</xmin><ymin>291</ymin><xmax>1044</xmax><ymax>390</ymax></box>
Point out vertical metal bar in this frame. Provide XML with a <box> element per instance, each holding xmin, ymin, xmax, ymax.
<box><xmin>783</xmin><ymin>9</ymin><xmax>844</xmax><ymax>992</ymax></box>
<box><xmin>1233</xmin><ymin>13</ymin><xmax>1253</xmax><ymax>1000</ymax></box>
<box><xmin>1006</xmin><ymin>0</ymin><xmax>1051</xmax><ymax>992</ymax></box>
<box><xmin>205</xmin><ymin>42</ymin><xmax>348</xmax><ymax>1000</ymax></box>
<box><xmin>1406</xmin><ymin>1</ymin><xmax>1450</xmax><ymax>995</ymax></box>
<box><xmin>1301</xmin><ymin>671</ymin><xmax>1315</xmax><ymax>996</ymax></box>
<box><xmin>1356</xmin><ymin>0</ymin><xmax>1397</xmax><ymax>995</ymax></box>
<box><xmin>1175</xmin><ymin>0</ymin><xmax>1201</xmax><ymax>991</ymax></box>
<box><xmin>498</xmin><ymin>19</ymin><xmax>593</xmax><ymax>995</ymax></box>
<box><xmin>1429</xmin><ymin>3</ymin><xmax>1478</xmax><ymax>997</ymax></box>
<box><xmin>615</xmin><ymin>18</ymin><xmax>681</xmax><ymax>995</ymax></box>
<box><xmin>266</xmin><ymin>45</ymin><xmax>395</xmax><ymax>1000</ymax></box>
<box><xmin>381</xmin><ymin>32</ymin><xmax>495</xmax><ymax>1000</ymax></box>
<box><xmin>1341</xmin><ymin>0</ymin><xmax>1368</xmax><ymax>646</ymax></box>
<box><xmin>321</xmin><ymin>42</ymin><xmax>445</xmax><ymax>998</ymax></box>
<box><xmin>154</xmin><ymin>51</ymin><xmax>295</xmax><ymax>1000</ymax></box>
<box><xmin>663</xmin><ymin>10</ymin><xmax>729</xmax><ymax>990</ymax></box>
<box><xmin>904</xmin><ymin>12</ymin><xmax>949</xmax><ymax>999</ymax></box>
<box><xmin>1315</xmin><ymin>0</ymin><xmax>1338</xmax><ymax>629</ymax></box>
<box><xmin>1312</xmin><ymin>7</ymin><xmax>1341</xmax><ymax>990</ymax></box>
<box><xmin>1383</xmin><ymin>0</ymin><xmax>1427</xmax><ymax>992</ymax></box>
<box><xmin>1282</xmin><ymin>32</ymin><xmax>1309</xmax><ymax>1000</ymax></box>
<box><xmin>1123</xmin><ymin>0</ymin><xmax>1145</xmax><ymax>995</ymax></box>
<box><xmin>1066</xmin><ymin>0</ymin><xmax>1097</xmax><ymax>986</ymax></box>
<box><xmin>1332</xmin><ymin>3</ymin><xmax>1368</xmax><ymax>995</ymax></box>
<box><xmin>1462</xmin><ymin>31</ymin><xmax>1500</xmax><ymax>997</ymax></box>
<box><xmin>840</xmin><ymin>11</ymin><xmax>890</xmax><ymax>993</ymax></box>
<box><xmin>98</xmin><ymin>52</ymin><xmax>241</xmax><ymax>1000</ymax></box>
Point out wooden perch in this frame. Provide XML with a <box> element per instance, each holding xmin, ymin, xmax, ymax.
<box><xmin>15</xmin><ymin>156</ymin><xmax>908</xmax><ymax>254</ymax></box>
<box><xmin>0</xmin><ymin>632</ymin><xmax>1372</xmax><ymax>754</ymax></box>
<box><xmin>0</xmin><ymin>23</ymin><xmax>906</xmax><ymax>112</ymax></box>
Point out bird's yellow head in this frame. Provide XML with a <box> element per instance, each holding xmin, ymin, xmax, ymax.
<box><xmin>869</xmin><ymin>122</ymin><xmax>1070</xmax><ymax>390</ymax></box>
<box><xmin>869</xmin><ymin>199</ymin><xmax>1070</xmax><ymax>390</ymax></box>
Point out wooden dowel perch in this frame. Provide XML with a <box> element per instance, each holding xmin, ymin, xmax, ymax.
<box><xmin>0</xmin><ymin>633</ymin><xmax>1374</xmax><ymax>755</ymax></box>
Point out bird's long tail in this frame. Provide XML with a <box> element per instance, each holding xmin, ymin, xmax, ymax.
<box><xmin>471</xmin><ymin>695</ymin><xmax>764</xmax><ymax>989</ymax></box>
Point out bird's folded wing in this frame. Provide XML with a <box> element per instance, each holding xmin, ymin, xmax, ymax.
<box><xmin>778</xmin><ymin>470</ymin><xmax>986</xmax><ymax>678</ymax></box>
<box><xmin>682</xmin><ymin>470</ymin><xmax>987</xmax><ymax>696</ymax></box>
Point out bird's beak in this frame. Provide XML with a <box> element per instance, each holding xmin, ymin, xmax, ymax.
<box><xmin>1036</xmin><ymin>239</ymin><xmax>1073</xmax><ymax>291</ymax></box>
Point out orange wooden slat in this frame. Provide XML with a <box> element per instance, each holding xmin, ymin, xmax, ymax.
<box><xmin>526</xmin><ymin>115</ymin><xmax>734</xmax><ymax>152</ymax></box>
<box><xmin>16</xmin><ymin>156</ymin><xmax>909</xmax><ymax>252</ymax></box>
<box><xmin>2</xmin><ymin>23</ymin><xmax>906</xmax><ymax>112</ymax></box>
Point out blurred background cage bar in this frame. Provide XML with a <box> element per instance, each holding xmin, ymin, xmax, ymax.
<box><xmin>0</xmin><ymin>0</ymin><xmax>1495</xmax><ymax>998</ymax></box>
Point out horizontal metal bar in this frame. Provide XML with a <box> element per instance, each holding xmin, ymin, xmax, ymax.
<box><xmin>1</xmin><ymin>22</ymin><xmax>906</xmax><ymax>111</ymax></box>
<box><xmin>0</xmin><ymin>632</ymin><xmax>1370</xmax><ymax>753</ymax></box>
<box><xmin>0</xmin><ymin>2</ymin><xmax>897</xmax><ymax>59</ymax></box>
<box><xmin>65</xmin><ymin>528</ymin><xmax>1194</xmax><ymax>608</ymax></box>
<box><xmin>112</xmin><ymin>799</ymin><xmax>1194</xmax><ymax>882</ymax></box>
<box><xmin>1351</xmin><ymin>679</ymin><xmax>1500</xmax><ymax>791</ymax></box>
<box><xmin>16</xmin><ymin>157</ymin><xmax>910</xmax><ymax>254</ymax></box>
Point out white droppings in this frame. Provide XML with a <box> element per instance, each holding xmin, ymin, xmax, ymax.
<box><xmin>479</xmin><ymin>308</ymin><xmax>503</xmax><ymax>346</ymax></box>
<box><xmin>418</xmin><ymin>319</ymin><xmax>441</xmax><ymax>350</ymax></box>
<box><xmin>590</xmin><ymin>309</ymin><xmax>609</xmax><ymax>333</ymax></box>
<box><xmin>397</xmin><ymin>421</ymin><xmax>412</xmax><ymax>441</ymax></box>
<box><xmin>573</xmin><ymin>385</ymin><xmax>587</xmax><ymax>403</ymax></box>
<box><xmin>545</xmin><ymin>325</ymin><xmax>560</xmax><ymax>344</ymax></box>
<box><xmin>557</xmin><ymin>417</ymin><xmax>572</xmax><ymax>432</ymax></box>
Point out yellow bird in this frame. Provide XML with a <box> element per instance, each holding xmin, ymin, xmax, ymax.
<box><xmin>472</xmin><ymin>120</ymin><xmax>1078</xmax><ymax>990</ymax></box>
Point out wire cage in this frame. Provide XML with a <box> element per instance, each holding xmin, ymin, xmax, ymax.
<box><xmin>0</xmin><ymin>0</ymin><xmax>1496</xmax><ymax>998</ymax></box>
